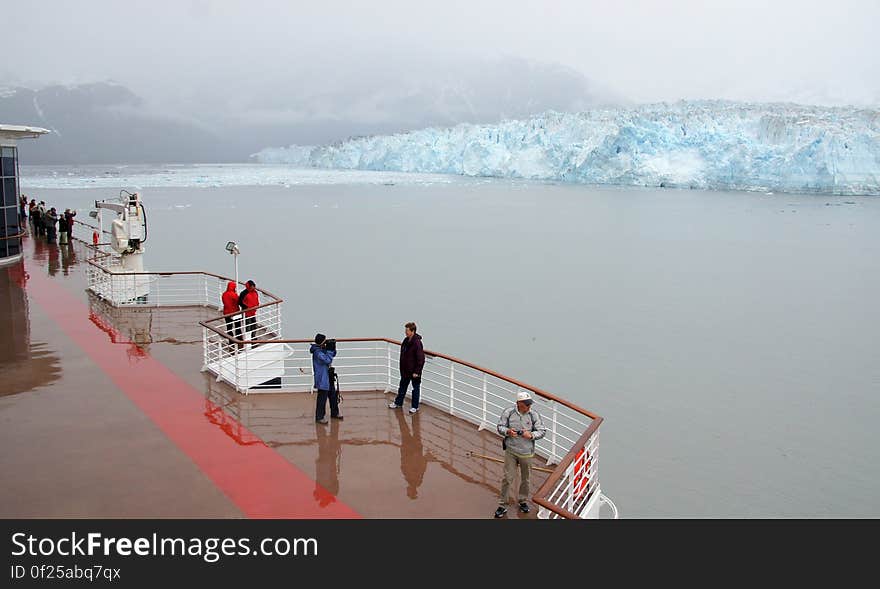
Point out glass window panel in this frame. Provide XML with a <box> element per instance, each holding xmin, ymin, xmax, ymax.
<box><xmin>7</xmin><ymin>209</ymin><xmax>19</xmax><ymax>234</ymax></box>
<box><xmin>1</xmin><ymin>157</ymin><xmax>14</xmax><ymax>177</ymax></box>
<box><xmin>1</xmin><ymin>147</ymin><xmax>14</xmax><ymax>157</ymax></box>
<box><xmin>3</xmin><ymin>178</ymin><xmax>17</xmax><ymax>206</ymax></box>
<box><xmin>3</xmin><ymin>207</ymin><xmax>16</xmax><ymax>255</ymax></box>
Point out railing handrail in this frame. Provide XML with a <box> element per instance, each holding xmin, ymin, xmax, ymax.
<box><xmin>79</xmin><ymin>237</ymin><xmax>285</xmax><ymax>304</ymax></box>
<box><xmin>1</xmin><ymin>230</ymin><xmax>26</xmax><ymax>241</ymax></box>
<box><xmin>195</xmin><ymin>326</ymin><xmax>601</xmax><ymax>421</ymax></box>
<box><xmin>532</xmin><ymin>416</ymin><xmax>604</xmax><ymax>519</ymax></box>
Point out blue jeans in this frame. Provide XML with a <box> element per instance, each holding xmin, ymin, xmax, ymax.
<box><xmin>393</xmin><ymin>375</ymin><xmax>421</xmax><ymax>409</ymax></box>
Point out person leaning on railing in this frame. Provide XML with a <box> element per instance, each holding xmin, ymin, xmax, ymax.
<box><xmin>237</xmin><ymin>280</ymin><xmax>260</xmax><ymax>340</ymax></box>
<box><xmin>494</xmin><ymin>391</ymin><xmax>547</xmax><ymax>518</ymax></box>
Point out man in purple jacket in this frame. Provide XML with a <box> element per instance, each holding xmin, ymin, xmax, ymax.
<box><xmin>389</xmin><ymin>322</ymin><xmax>425</xmax><ymax>414</ymax></box>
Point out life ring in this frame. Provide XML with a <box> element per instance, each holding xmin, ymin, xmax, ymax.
<box><xmin>573</xmin><ymin>448</ymin><xmax>591</xmax><ymax>497</ymax></box>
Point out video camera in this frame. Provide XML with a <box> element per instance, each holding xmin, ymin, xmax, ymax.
<box><xmin>322</xmin><ymin>338</ymin><xmax>337</xmax><ymax>353</ymax></box>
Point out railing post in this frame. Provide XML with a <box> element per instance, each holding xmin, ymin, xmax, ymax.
<box><xmin>449</xmin><ymin>363</ymin><xmax>455</xmax><ymax>415</ymax></box>
<box><xmin>276</xmin><ymin>302</ymin><xmax>283</xmax><ymax>338</ymax></box>
<box><xmin>548</xmin><ymin>400</ymin><xmax>560</xmax><ymax>465</ymax></box>
<box><xmin>201</xmin><ymin>326</ymin><xmax>208</xmax><ymax>371</ymax></box>
<box><xmin>479</xmin><ymin>373</ymin><xmax>489</xmax><ymax>431</ymax></box>
<box><xmin>234</xmin><ymin>341</ymin><xmax>242</xmax><ymax>392</ymax></box>
<box><xmin>386</xmin><ymin>342</ymin><xmax>392</xmax><ymax>390</ymax></box>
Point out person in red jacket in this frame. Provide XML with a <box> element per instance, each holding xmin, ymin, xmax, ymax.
<box><xmin>221</xmin><ymin>281</ymin><xmax>242</xmax><ymax>349</ymax></box>
<box><xmin>238</xmin><ymin>280</ymin><xmax>260</xmax><ymax>341</ymax></box>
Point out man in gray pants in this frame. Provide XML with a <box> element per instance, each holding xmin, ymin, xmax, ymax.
<box><xmin>495</xmin><ymin>391</ymin><xmax>547</xmax><ymax>517</ymax></box>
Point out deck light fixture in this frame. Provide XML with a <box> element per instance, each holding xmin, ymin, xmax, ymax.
<box><xmin>225</xmin><ymin>241</ymin><xmax>240</xmax><ymax>285</ymax></box>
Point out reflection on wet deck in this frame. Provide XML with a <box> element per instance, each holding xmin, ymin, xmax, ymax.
<box><xmin>200</xmin><ymin>380</ymin><xmax>549</xmax><ymax>518</ymax></box>
<box><xmin>0</xmin><ymin>262</ymin><xmax>62</xmax><ymax>395</ymax></box>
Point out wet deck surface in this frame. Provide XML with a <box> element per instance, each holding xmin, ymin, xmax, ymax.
<box><xmin>0</xmin><ymin>233</ymin><xmax>548</xmax><ymax>518</ymax></box>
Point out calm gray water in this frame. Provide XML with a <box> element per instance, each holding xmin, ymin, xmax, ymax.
<box><xmin>26</xmin><ymin>169</ymin><xmax>880</xmax><ymax>517</ymax></box>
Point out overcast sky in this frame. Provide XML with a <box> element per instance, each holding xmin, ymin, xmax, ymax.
<box><xmin>5</xmin><ymin>0</ymin><xmax>880</xmax><ymax>106</ymax></box>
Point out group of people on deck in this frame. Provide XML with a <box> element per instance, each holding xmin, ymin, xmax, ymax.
<box><xmin>21</xmin><ymin>195</ymin><xmax>76</xmax><ymax>244</ymax></box>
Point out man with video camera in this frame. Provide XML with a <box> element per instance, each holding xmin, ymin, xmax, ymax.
<box><xmin>311</xmin><ymin>333</ymin><xmax>341</xmax><ymax>424</ymax></box>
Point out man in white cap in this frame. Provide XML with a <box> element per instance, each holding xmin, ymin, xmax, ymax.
<box><xmin>494</xmin><ymin>391</ymin><xmax>547</xmax><ymax>518</ymax></box>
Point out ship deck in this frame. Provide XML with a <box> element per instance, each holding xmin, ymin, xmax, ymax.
<box><xmin>0</xmin><ymin>233</ymin><xmax>548</xmax><ymax>518</ymax></box>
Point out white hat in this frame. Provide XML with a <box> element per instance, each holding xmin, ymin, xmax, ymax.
<box><xmin>516</xmin><ymin>391</ymin><xmax>533</xmax><ymax>404</ymax></box>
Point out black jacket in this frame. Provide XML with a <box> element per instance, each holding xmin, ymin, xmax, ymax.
<box><xmin>400</xmin><ymin>334</ymin><xmax>425</xmax><ymax>376</ymax></box>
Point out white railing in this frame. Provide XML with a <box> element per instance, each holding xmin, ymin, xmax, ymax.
<box><xmin>534</xmin><ymin>428</ymin><xmax>606</xmax><ymax>519</ymax></box>
<box><xmin>72</xmin><ymin>220</ymin><xmax>612</xmax><ymax>519</ymax></box>
<box><xmin>73</xmin><ymin>221</ymin><xmax>282</xmax><ymax>312</ymax></box>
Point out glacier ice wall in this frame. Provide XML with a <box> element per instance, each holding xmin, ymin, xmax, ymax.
<box><xmin>253</xmin><ymin>100</ymin><xmax>880</xmax><ymax>195</ymax></box>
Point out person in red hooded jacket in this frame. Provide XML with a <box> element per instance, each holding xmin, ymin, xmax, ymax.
<box><xmin>221</xmin><ymin>281</ymin><xmax>242</xmax><ymax>348</ymax></box>
<box><xmin>238</xmin><ymin>280</ymin><xmax>260</xmax><ymax>341</ymax></box>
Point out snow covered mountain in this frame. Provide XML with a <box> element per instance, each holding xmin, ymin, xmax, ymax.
<box><xmin>254</xmin><ymin>100</ymin><xmax>880</xmax><ymax>196</ymax></box>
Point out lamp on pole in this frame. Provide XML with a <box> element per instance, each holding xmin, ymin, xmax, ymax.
<box><xmin>225</xmin><ymin>241</ymin><xmax>240</xmax><ymax>285</ymax></box>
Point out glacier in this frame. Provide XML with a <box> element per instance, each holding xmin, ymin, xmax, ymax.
<box><xmin>253</xmin><ymin>100</ymin><xmax>880</xmax><ymax>196</ymax></box>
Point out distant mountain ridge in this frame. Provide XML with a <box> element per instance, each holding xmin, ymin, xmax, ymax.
<box><xmin>1</xmin><ymin>58</ymin><xmax>617</xmax><ymax>164</ymax></box>
<box><xmin>0</xmin><ymin>82</ymin><xmax>228</xmax><ymax>164</ymax></box>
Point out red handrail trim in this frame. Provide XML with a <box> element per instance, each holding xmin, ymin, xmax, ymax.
<box><xmin>0</xmin><ymin>230</ymin><xmax>26</xmax><ymax>241</ymax></box>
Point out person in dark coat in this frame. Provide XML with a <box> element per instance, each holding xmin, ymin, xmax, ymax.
<box><xmin>29</xmin><ymin>200</ymin><xmax>40</xmax><ymax>234</ymax></box>
<box><xmin>389</xmin><ymin>322</ymin><xmax>425</xmax><ymax>413</ymax></box>
<box><xmin>19</xmin><ymin>195</ymin><xmax>27</xmax><ymax>227</ymax></box>
<box><xmin>58</xmin><ymin>213</ymin><xmax>69</xmax><ymax>245</ymax></box>
<box><xmin>237</xmin><ymin>280</ymin><xmax>260</xmax><ymax>341</ymax></box>
<box><xmin>63</xmin><ymin>209</ymin><xmax>76</xmax><ymax>242</ymax></box>
<box><xmin>45</xmin><ymin>207</ymin><xmax>59</xmax><ymax>242</ymax></box>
